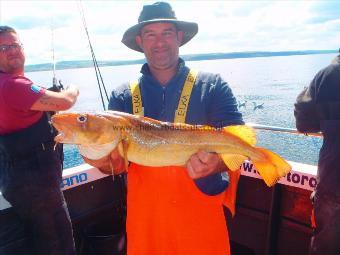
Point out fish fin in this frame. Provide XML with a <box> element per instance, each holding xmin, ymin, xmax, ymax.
<box><xmin>78</xmin><ymin>143</ymin><xmax>116</xmax><ymax>160</ymax></box>
<box><xmin>139</xmin><ymin>116</ymin><xmax>162</xmax><ymax>126</ymax></box>
<box><xmin>121</xmin><ymin>139</ymin><xmax>129</xmax><ymax>171</ymax></box>
<box><xmin>220</xmin><ymin>154</ymin><xmax>248</xmax><ymax>171</ymax></box>
<box><xmin>166</xmin><ymin>121</ymin><xmax>202</xmax><ymax>130</ymax></box>
<box><xmin>223</xmin><ymin>125</ymin><xmax>257</xmax><ymax>146</ymax></box>
<box><xmin>141</xmin><ymin>117</ymin><xmax>213</xmax><ymax>132</ymax></box>
<box><xmin>252</xmin><ymin>147</ymin><xmax>292</xmax><ymax>187</ymax></box>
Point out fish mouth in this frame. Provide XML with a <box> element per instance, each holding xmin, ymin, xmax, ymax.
<box><xmin>54</xmin><ymin>131</ymin><xmax>81</xmax><ymax>145</ymax></box>
<box><xmin>51</xmin><ymin>119</ymin><xmax>75</xmax><ymax>144</ymax></box>
<box><xmin>54</xmin><ymin>132</ymin><xmax>66</xmax><ymax>143</ymax></box>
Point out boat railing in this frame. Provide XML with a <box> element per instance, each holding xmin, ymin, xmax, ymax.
<box><xmin>247</xmin><ymin>122</ymin><xmax>322</xmax><ymax>137</ymax></box>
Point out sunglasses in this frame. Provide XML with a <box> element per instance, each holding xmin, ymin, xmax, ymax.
<box><xmin>0</xmin><ymin>43</ymin><xmax>23</xmax><ymax>53</ymax></box>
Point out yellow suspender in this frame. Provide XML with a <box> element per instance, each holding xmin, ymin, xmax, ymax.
<box><xmin>129</xmin><ymin>80</ymin><xmax>144</xmax><ymax>116</ymax></box>
<box><xmin>174</xmin><ymin>69</ymin><xmax>198</xmax><ymax>123</ymax></box>
<box><xmin>130</xmin><ymin>69</ymin><xmax>198</xmax><ymax>123</ymax></box>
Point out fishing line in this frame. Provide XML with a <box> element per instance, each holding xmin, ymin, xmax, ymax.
<box><xmin>77</xmin><ymin>1</ymin><xmax>122</xmax><ymax>190</ymax></box>
<box><xmin>77</xmin><ymin>0</ymin><xmax>109</xmax><ymax>110</ymax></box>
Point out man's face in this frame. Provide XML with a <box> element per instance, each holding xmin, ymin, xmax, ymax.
<box><xmin>0</xmin><ymin>32</ymin><xmax>25</xmax><ymax>74</ymax></box>
<box><xmin>136</xmin><ymin>23</ymin><xmax>183</xmax><ymax>70</ymax></box>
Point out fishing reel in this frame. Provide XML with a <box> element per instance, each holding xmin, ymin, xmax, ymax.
<box><xmin>46</xmin><ymin>77</ymin><xmax>65</xmax><ymax>118</ymax></box>
<box><xmin>47</xmin><ymin>77</ymin><xmax>64</xmax><ymax>92</ymax></box>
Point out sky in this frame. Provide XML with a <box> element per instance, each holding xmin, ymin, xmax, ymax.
<box><xmin>0</xmin><ymin>0</ymin><xmax>339</xmax><ymax>65</ymax></box>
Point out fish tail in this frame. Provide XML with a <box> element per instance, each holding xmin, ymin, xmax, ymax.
<box><xmin>252</xmin><ymin>147</ymin><xmax>292</xmax><ymax>187</ymax></box>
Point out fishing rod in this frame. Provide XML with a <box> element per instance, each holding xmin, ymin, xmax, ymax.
<box><xmin>77</xmin><ymin>0</ymin><xmax>109</xmax><ymax>111</ymax></box>
<box><xmin>247</xmin><ymin>123</ymin><xmax>323</xmax><ymax>138</ymax></box>
<box><xmin>50</xmin><ymin>18</ymin><xmax>64</xmax><ymax>91</ymax></box>
<box><xmin>51</xmin><ymin>20</ymin><xmax>57</xmax><ymax>88</ymax></box>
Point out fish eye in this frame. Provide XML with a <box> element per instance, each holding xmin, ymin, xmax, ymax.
<box><xmin>77</xmin><ymin>115</ymin><xmax>87</xmax><ymax>123</ymax></box>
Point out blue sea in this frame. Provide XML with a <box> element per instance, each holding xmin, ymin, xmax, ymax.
<box><xmin>27</xmin><ymin>53</ymin><xmax>337</xmax><ymax>169</ymax></box>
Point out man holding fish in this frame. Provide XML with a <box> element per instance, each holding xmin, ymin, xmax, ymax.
<box><xmin>54</xmin><ymin>2</ymin><xmax>289</xmax><ymax>254</ymax></box>
<box><xmin>87</xmin><ymin>2</ymin><xmax>242</xmax><ymax>254</ymax></box>
<box><xmin>0</xmin><ymin>26</ymin><xmax>79</xmax><ymax>254</ymax></box>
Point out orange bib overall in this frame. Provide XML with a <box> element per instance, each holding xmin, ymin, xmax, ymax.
<box><xmin>126</xmin><ymin>69</ymin><xmax>239</xmax><ymax>254</ymax></box>
<box><xmin>126</xmin><ymin>163</ymin><xmax>230</xmax><ymax>255</ymax></box>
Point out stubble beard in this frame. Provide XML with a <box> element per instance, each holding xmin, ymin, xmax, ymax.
<box><xmin>7</xmin><ymin>57</ymin><xmax>25</xmax><ymax>74</ymax></box>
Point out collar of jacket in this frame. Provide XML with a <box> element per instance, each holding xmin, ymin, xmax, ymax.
<box><xmin>140</xmin><ymin>57</ymin><xmax>186</xmax><ymax>77</ymax></box>
<box><xmin>139</xmin><ymin>58</ymin><xmax>189</xmax><ymax>92</ymax></box>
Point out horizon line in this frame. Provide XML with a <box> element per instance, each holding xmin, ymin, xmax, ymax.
<box><xmin>25</xmin><ymin>49</ymin><xmax>338</xmax><ymax>72</ymax></box>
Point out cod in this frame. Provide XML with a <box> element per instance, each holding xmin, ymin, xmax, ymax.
<box><xmin>51</xmin><ymin>111</ymin><xmax>291</xmax><ymax>187</ymax></box>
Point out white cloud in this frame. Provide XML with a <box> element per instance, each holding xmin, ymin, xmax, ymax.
<box><xmin>0</xmin><ymin>0</ymin><xmax>338</xmax><ymax>65</ymax></box>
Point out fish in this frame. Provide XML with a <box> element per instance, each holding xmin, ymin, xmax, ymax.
<box><xmin>51</xmin><ymin>110</ymin><xmax>291</xmax><ymax>186</ymax></box>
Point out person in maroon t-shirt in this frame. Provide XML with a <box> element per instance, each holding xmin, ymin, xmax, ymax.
<box><xmin>0</xmin><ymin>75</ymin><xmax>45</xmax><ymax>134</ymax></box>
<box><xmin>0</xmin><ymin>26</ymin><xmax>79</xmax><ymax>254</ymax></box>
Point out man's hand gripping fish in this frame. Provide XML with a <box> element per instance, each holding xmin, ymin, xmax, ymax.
<box><xmin>51</xmin><ymin>111</ymin><xmax>291</xmax><ymax>186</ymax></box>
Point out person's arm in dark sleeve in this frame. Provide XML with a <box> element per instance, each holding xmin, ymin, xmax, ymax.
<box><xmin>294</xmin><ymin>75</ymin><xmax>320</xmax><ymax>133</ymax></box>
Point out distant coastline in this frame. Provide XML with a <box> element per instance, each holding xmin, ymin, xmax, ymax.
<box><xmin>25</xmin><ymin>50</ymin><xmax>338</xmax><ymax>73</ymax></box>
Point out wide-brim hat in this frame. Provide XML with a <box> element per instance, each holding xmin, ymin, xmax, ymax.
<box><xmin>122</xmin><ymin>2</ymin><xmax>198</xmax><ymax>53</ymax></box>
